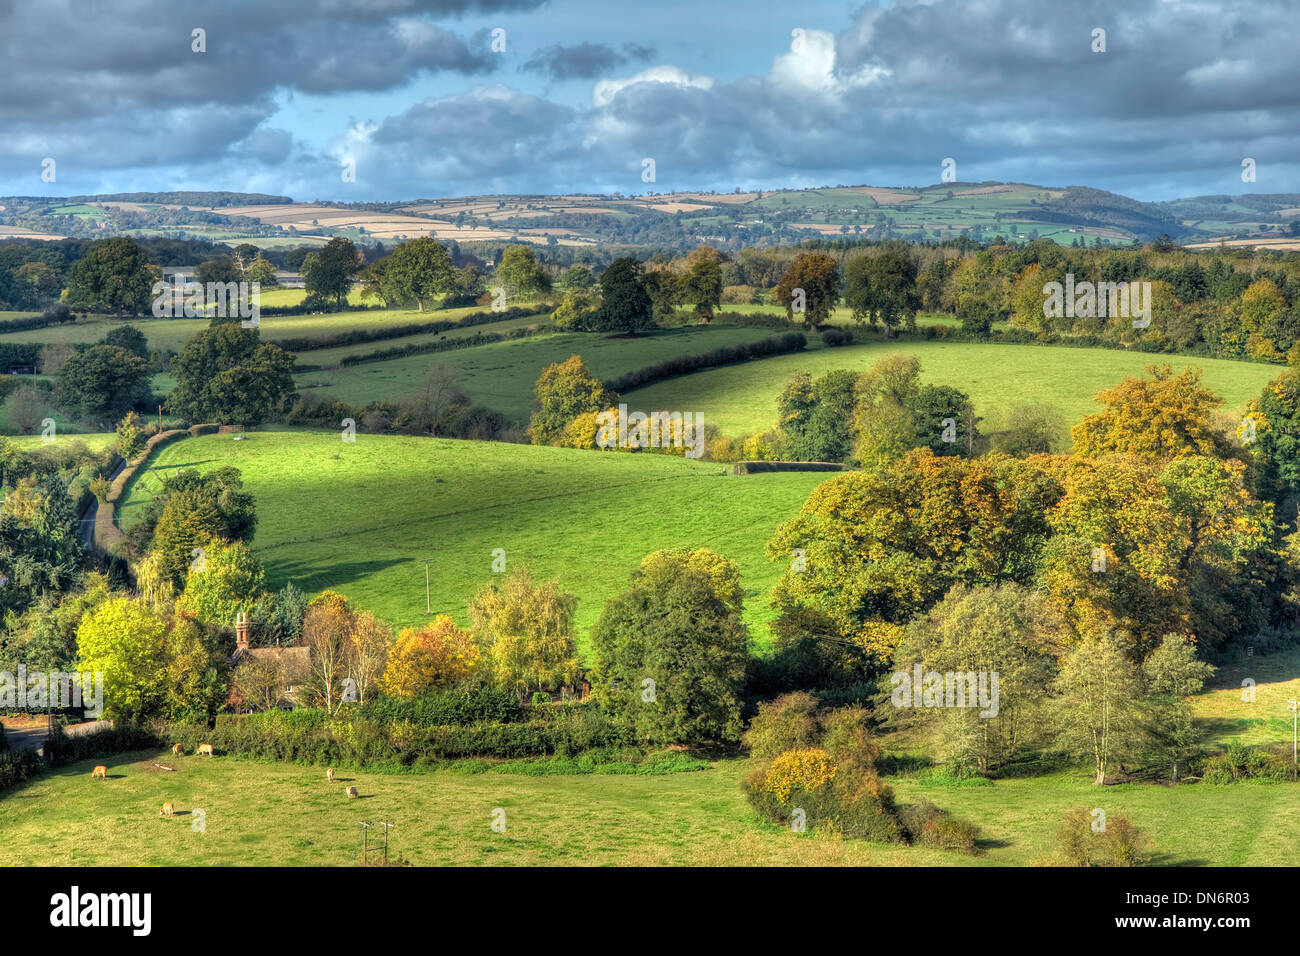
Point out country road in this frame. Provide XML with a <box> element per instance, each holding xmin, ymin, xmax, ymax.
<box><xmin>2</xmin><ymin>719</ymin><xmax>112</xmax><ymax>753</ymax></box>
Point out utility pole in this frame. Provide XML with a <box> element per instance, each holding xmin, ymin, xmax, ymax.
<box><xmin>1289</xmin><ymin>700</ymin><xmax>1298</xmax><ymax>767</ymax></box>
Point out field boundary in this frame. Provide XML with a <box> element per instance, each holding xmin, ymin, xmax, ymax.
<box><xmin>93</xmin><ymin>422</ymin><xmax>218</xmax><ymax>552</ymax></box>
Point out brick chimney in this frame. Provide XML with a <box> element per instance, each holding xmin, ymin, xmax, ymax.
<box><xmin>235</xmin><ymin>611</ymin><xmax>251</xmax><ymax>651</ymax></box>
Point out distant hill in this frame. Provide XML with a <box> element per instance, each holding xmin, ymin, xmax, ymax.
<box><xmin>2</xmin><ymin>183</ymin><xmax>1298</xmax><ymax>252</ymax></box>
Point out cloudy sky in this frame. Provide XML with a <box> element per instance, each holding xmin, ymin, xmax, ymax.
<box><xmin>2</xmin><ymin>0</ymin><xmax>1297</xmax><ymax>203</ymax></box>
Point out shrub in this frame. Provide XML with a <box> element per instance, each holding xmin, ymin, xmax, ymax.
<box><xmin>897</xmin><ymin>800</ymin><xmax>980</xmax><ymax>854</ymax></box>
<box><xmin>742</xmin><ymin>692</ymin><xmax>820</xmax><ymax>758</ymax></box>
<box><xmin>763</xmin><ymin>748</ymin><xmax>838</xmax><ymax>801</ymax></box>
<box><xmin>820</xmin><ymin>706</ymin><xmax>880</xmax><ymax>769</ymax></box>
<box><xmin>821</xmin><ymin>327</ymin><xmax>854</xmax><ymax>347</ymax></box>
<box><xmin>1056</xmin><ymin>807</ymin><xmax>1152</xmax><ymax>866</ymax></box>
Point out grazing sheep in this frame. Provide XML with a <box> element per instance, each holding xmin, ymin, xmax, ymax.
<box><xmin>160</xmin><ymin>802</ymin><xmax>175</xmax><ymax>817</ymax></box>
<box><xmin>345</xmin><ymin>786</ymin><xmax>358</xmax><ymax>799</ymax></box>
<box><xmin>91</xmin><ymin>766</ymin><xmax>107</xmax><ymax>779</ymax></box>
<box><xmin>326</xmin><ymin>768</ymin><xmax>335</xmax><ymax>783</ymax></box>
<box><xmin>171</xmin><ymin>744</ymin><xmax>183</xmax><ymax>756</ymax></box>
<box><xmin>196</xmin><ymin>744</ymin><xmax>214</xmax><ymax>757</ymax></box>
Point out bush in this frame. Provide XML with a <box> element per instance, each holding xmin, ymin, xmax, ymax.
<box><xmin>762</xmin><ymin>748</ymin><xmax>838</xmax><ymax>801</ymax></box>
<box><xmin>897</xmin><ymin>800</ymin><xmax>980</xmax><ymax>854</ymax></box>
<box><xmin>0</xmin><ymin>748</ymin><xmax>43</xmax><ymax>792</ymax></box>
<box><xmin>821</xmin><ymin>327</ymin><xmax>854</xmax><ymax>347</ymax></box>
<box><xmin>742</xmin><ymin>692</ymin><xmax>820</xmax><ymax>758</ymax></box>
<box><xmin>1056</xmin><ymin>807</ymin><xmax>1152</xmax><ymax>866</ymax></box>
<box><xmin>364</xmin><ymin>686</ymin><xmax>524</xmax><ymax>726</ymax></box>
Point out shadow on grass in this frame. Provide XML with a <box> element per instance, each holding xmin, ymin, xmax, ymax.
<box><xmin>269</xmin><ymin>558</ymin><xmax>406</xmax><ymax>588</ymax></box>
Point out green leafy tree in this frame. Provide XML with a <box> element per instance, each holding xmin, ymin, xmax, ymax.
<box><xmin>904</xmin><ymin>384</ymin><xmax>980</xmax><ymax>457</ymax></box>
<box><xmin>843</xmin><ymin>246</ymin><xmax>920</xmax><ymax>336</ymax></box>
<box><xmin>76</xmin><ymin>597</ymin><xmax>170</xmax><ymax>721</ymax></box>
<box><xmin>1142</xmin><ymin>634</ymin><xmax>1214</xmax><ymax>782</ymax></box>
<box><xmin>1052</xmin><ymin>632</ymin><xmax>1149</xmax><ymax>785</ymax></box>
<box><xmin>166</xmin><ymin>323</ymin><xmax>295</xmax><ymax>425</ymax></box>
<box><xmin>101</xmin><ymin>325</ymin><xmax>149</xmax><ymax>362</ymax></box>
<box><xmin>591</xmin><ymin>548</ymin><xmax>748</xmax><ymax>744</ymax></box>
<box><xmin>596</xmin><ymin>257</ymin><xmax>654</xmax><ymax>333</ymax></box>
<box><xmin>496</xmin><ymin>245</ymin><xmax>551</xmax><ymax>299</ymax></box>
<box><xmin>681</xmin><ymin>246</ymin><xmax>724</xmax><ymax>321</ymax></box>
<box><xmin>301</xmin><ymin>237</ymin><xmax>360</xmax><ymax>307</ymax></box>
<box><xmin>56</xmin><ymin>345</ymin><xmax>151</xmax><ymax>426</ymax></box>
<box><xmin>175</xmin><ymin>539</ymin><xmax>269</xmax><ymax>630</ymax></box>
<box><xmin>382</xmin><ymin>237</ymin><xmax>456</xmax><ymax>311</ymax></box>
<box><xmin>65</xmin><ymin>237</ymin><xmax>156</xmax><ymax>316</ymax></box>
<box><xmin>897</xmin><ymin>584</ymin><xmax>1066</xmax><ymax>774</ymax></box>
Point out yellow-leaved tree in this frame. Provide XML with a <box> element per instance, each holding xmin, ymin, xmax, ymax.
<box><xmin>379</xmin><ymin>615</ymin><xmax>478</xmax><ymax>699</ymax></box>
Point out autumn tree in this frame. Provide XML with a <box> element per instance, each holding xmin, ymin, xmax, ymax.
<box><xmin>528</xmin><ymin>355</ymin><xmax>618</xmax><ymax>446</ymax></box>
<box><xmin>379</xmin><ymin>615</ymin><xmax>478</xmax><ymax>699</ymax></box>
<box><xmin>775</xmin><ymin>252</ymin><xmax>840</xmax><ymax>329</ymax></box>
<box><xmin>345</xmin><ymin>611</ymin><xmax>393</xmax><ymax>705</ymax></box>
<box><xmin>767</xmin><ymin>450</ymin><xmax>1061</xmax><ymax>675</ymax></box>
<box><xmin>1072</xmin><ymin>365</ymin><xmax>1235</xmax><ymax>462</ymax></box>
<box><xmin>300</xmin><ymin>590</ymin><xmax>355</xmax><ymax>715</ymax></box>
<box><xmin>469</xmin><ymin>569</ymin><xmax>579</xmax><ymax>702</ymax></box>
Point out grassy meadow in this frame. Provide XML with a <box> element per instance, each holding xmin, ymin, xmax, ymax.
<box><xmin>295</xmin><ymin>324</ymin><xmax>799</xmax><ymax>421</ymax></box>
<box><xmin>624</xmin><ymin>340</ymin><xmax>1282</xmax><ymax>440</ymax></box>
<box><xmin>4</xmin><ymin>731</ymin><xmax>1298</xmax><ymax>866</ymax></box>
<box><xmin>117</xmin><ymin>430</ymin><xmax>826</xmax><ymax>647</ymax></box>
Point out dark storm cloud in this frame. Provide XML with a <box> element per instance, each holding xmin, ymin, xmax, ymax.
<box><xmin>520</xmin><ymin>41</ymin><xmax>657</xmax><ymax>80</ymax></box>
<box><xmin>5</xmin><ymin>0</ymin><xmax>1299</xmax><ymax>199</ymax></box>
<box><xmin>0</xmin><ymin>0</ymin><xmax>543</xmax><ymax>183</ymax></box>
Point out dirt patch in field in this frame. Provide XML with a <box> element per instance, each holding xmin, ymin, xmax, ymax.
<box><xmin>846</xmin><ymin>186</ymin><xmax>918</xmax><ymax>204</ymax></box>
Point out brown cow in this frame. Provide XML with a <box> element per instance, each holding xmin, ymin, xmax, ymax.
<box><xmin>91</xmin><ymin>765</ymin><xmax>107</xmax><ymax>779</ymax></box>
<box><xmin>345</xmin><ymin>786</ymin><xmax>358</xmax><ymax>798</ymax></box>
<box><xmin>196</xmin><ymin>744</ymin><xmax>214</xmax><ymax>757</ymax></box>
<box><xmin>160</xmin><ymin>802</ymin><xmax>175</xmax><ymax>817</ymax></box>
<box><xmin>326</xmin><ymin>768</ymin><xmax>335</xmax><ymax>783</ymax></box>
<box><xmin>171</xmin><ymin>744</ymin><xmax>183</xmax><ymax>756</ymax></box>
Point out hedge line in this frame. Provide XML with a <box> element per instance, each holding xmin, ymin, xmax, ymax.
<box><xmin>274</xmin><ymin>306</ymin><xmax>542</xmax><ymax>353</ymax></box>
<box><xmin>160</xmin><ymin>704</ymin><xmax>629</xmax><ymax>767</ymax></box>
<box><xmin>733</xmin><ymin>460</ymin><xmax>846</xmax><ymax>475</ymax></box>
<box><xmin>0</xmin><ymin>343</ymin><xmax>43</xmax><ymax>369</ymax></box>
<box><xmin>605</xmin><ymin>331</ymin><xmax>807</xmax><ymax>393</ymax></box>
<box><xmin>328</xmin><ymin>323</ymin><xmax>554</xmax><ymax>370</ymax></box>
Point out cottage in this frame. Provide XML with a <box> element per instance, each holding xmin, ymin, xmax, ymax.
<box><xmin>228</xmin><ymin>613</ymin><xmax>311</xmax><ymax>712</ymax></box>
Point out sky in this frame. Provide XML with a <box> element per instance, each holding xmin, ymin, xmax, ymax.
<box><xmin>1</xmin><ymin>0</ymin><xmax>1297</xmax><ymax>204</ymax></box>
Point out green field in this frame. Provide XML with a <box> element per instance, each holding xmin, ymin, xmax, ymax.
<box><xmin>118</xmin><ymin>430</ymin><xmax>826</xmax><ymax>646</ymax></box>
<box><xmin>3</xmin><ymin>739</ymin><xmax>1296</xmax><ymax>865</ymax></box>
<box><xmin>296</xmin><ymin>325</ymin><xmax>801</xmax><ymax>422</ymax></box>
<box><xmin>0</xmin><ymin>303</ymin><xmax>547</xmax><ymax>354</ymax></box>
<box><xmin>625</xmin><ymin>340</ymin><xmax>1282</xmax><ymax>439</ymax></box>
